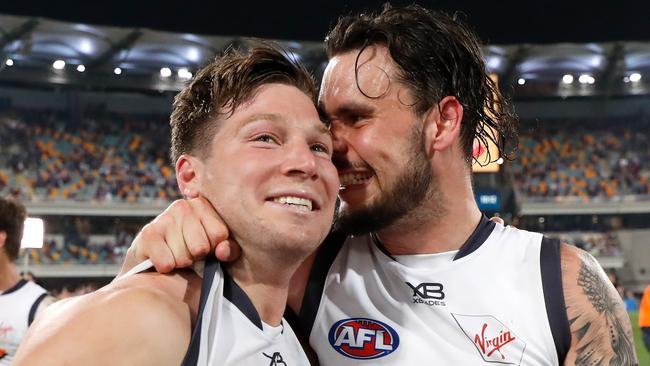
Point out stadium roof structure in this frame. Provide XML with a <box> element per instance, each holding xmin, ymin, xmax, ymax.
<box><xmin>0</xmin><ymin>14</ymin><xmax>325</xmax><ymax>93</ymax></box>
<box><xmin>1</xmin><ymin>14</ymin><xmax>649</xmax><ymax>98</ymax></box>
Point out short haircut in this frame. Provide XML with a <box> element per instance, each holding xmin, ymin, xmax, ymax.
<box><xmin>170</xmin><ymin>45</ymin><xmax>318</xmax><ymax>164</ymax></box>
<box><xmin>325</xmin><ymin>4</ymin><xmax>518</xmax><ymax>164</ymax></box>
<box><xmin>0</xmin><ymin>197</ymin><xmax>27</xmax><ymax>261</ymax></box>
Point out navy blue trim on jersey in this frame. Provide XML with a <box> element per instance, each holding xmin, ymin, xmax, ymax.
<box><xmin>453</xmin><ymin>215</ymin><xmax>496</xmax><ymax>261</ymax></box>
<box><xmin>222</xmin><ymin>268</ymin><xmax>263</xmax><ymax>330</ymax></box>
<box><xmin>540</xmin><ymin>236</ymin><xmax>571</xmax><ymax>364</ymax></box>
<box><xmin>370</xmin><ymin>232</ymin><xmax>397</xmax><ymax>261</ymax></box>
<box><xmin>1</xmin><ymin>279</ymin><xmax>27</xmax><ymax>296</ymax></box>
<box><xmin>182</xmin><ymin>255</ymin><xmax>220</xmax><ymax>366</ymax></box>
<box><xmin>28</xmin><ymin>293</ymin><xmax>48</xmax><ymax>325</ymax></box>
<box><xmin>299</xmin><ymin>230</ymin><xmax>348</xmax><ymax>337</ymax></box>
<box><xmin>182</xmin><ymin>256</ymin><xmax>270</xmax><ymax>365</ymax></box>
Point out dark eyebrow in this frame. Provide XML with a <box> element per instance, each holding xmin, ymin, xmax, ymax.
<box><xmin>317</xmin><ymin>105</ymin><xmax>331</xmax><ymax>128</ymax></box>
<box><xmin>319</xmin><ymin>101</ymin><xmax>375</xmax><ymax>119</ymax></box>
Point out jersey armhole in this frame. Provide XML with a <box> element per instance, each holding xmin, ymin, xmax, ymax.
<box><xmin>540</xmin><ymin>236</ymin><xmax>571</xmax><ymax>364</ymax></box>
<box><xmin>181</xmin><ymin>256</ymin><xmax>219</xmax><ymax>366</ymax></box>
<box><xmin>28</xmin><ymin>293</ymin><xmax>49</xmax><ymax>325</ymax></box>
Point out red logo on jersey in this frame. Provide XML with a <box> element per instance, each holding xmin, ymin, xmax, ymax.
<box><xmin>474</xmin><ymin>323</ymin><xmax>516</xmax><ymax>359</ymax></box>
<box><xmin>452</xmin><ymin>314</ymin><xmax>526</xmax><ymax>365</ymax></box>
<box><xmin>0</xmin><ymin>322</ymin><xmax>13</xmax><ymax>359</ymax></box>
<box><xmin>328</xmin><ymin>318</ymin><xmax>400</xmax><ymax>360</ymax></box>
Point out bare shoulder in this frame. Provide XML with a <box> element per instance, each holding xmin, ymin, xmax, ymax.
<box><xmin>560</xmin><ymin>243</ymin><xmax>638</xmax><ymax>365</ymax></box>
<box><xmin>14</xmin><ymin>270</ymin><xmax>201</xmax><ymax>366</ymax></box>
<box><xmin>112</xmin><ymin>268</ymin><xmax>202</xmax><ymax>322</ymax></box>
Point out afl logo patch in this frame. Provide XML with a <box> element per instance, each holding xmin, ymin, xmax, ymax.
<box><xmin>328</xmin><ymin>318</ymin><xmax>399</xmax><ymax>360</ymax></box>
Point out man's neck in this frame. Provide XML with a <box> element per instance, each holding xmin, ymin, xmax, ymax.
<box><xmin>376</xmin><ymin>170</ymin><xmax>483</xmax><ymax>255</ymax></box>
<box><xmin>0</xmin><ymin>260</ymin><xmax>21</xmax><ymax>292</ymax></box>
<box><xmin>225</xmin><ymin>252</ymin><xmax>302</xmax><ymax>327</ymax></box>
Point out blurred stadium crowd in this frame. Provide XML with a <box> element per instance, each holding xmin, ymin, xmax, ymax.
<box><xmin>511</xmin><ymin>117</ymin><xmax>650</xmax><ymax>202</ymax></box>
<box><xmin>0</xmin><ymin>107</ymin><xmax>179</xmax><ymax>203</ymax></box>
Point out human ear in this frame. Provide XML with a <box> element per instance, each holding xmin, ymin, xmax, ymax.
<box><xmin>175</xmin><ymin>155</ymin><xmax>201</xmax><ymax>199</ymax></box>
<box><xmin>423</xmin><ymin>96</ymin><xmax>463</xmax><ymax>154</ymax></box>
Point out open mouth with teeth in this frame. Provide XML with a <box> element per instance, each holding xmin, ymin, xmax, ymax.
<box><xmin>270</xmin><ymin>196</ymin><xmax>314</xmax><ymax>212</ymax></box>
<box><xmin>339</xmin><ymin>172</ymin><xmax>373</xmax><ymax>188</ymax></box>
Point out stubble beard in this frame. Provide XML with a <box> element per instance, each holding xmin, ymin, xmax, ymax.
<box><xmin>333</xmin><ymin>126</ymin><xmax>442</xmax><ymax>235</ymax></box>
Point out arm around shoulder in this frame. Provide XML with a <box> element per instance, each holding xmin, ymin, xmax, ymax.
<box><xmin>560</xmin><ymin>243</ymin><xmax>638</xmax><ymax>366</ymax></box>
<box><xmin>13</xmin><ymin>286</ymin><xmax>192</xmax><ymax>366</ymax></box>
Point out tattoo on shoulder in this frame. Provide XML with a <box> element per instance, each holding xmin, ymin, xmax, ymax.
<box><xmin>570</xmin><ymin>252</ymin><xmax>637</xmax><ymax>366</ymax></box>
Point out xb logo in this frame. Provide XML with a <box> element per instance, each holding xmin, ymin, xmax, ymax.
<box><xmin>262</xmin><ymin>352</ymin><xmax>287</xmax><ymax>366</ymax></box>
<box><xmin>406</xmin><ymin>282</ymin><xmax>446</xmax><ymax>306</ymax></box>
<box><xmin>406</xmin><ymin>282</ymin><xmax>445</xmax><ymax>299</ymax></box>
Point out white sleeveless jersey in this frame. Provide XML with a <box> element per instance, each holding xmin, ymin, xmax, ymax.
<box><xmin>182</xmin><ymin>256</ymin><xmax>311</xmax><ymax>366</ymax></box>
<box><xmin>0</xmin><ymin>280</ymin><xmax>49</xmax><ymax>366</ymax></box>
<box><xmin>298</xmin><ymin>217</ymin><xmax>570</xmax><ymax>366</ymax></box>
<box><xmin>120</xmin><ymin>257</ymin><xmax>310</xmax><ymax>365</ymax></box>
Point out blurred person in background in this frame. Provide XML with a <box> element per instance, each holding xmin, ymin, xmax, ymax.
<box><xmin>623</xmin><ymin>290</ymin><xmax>639</xmax><ymax>312</ymax></box>
<box><xmin>19</xmin><ymin>271</ymin><xmax>36</xmax><ymax>283</ymax></box>
<box><xmin>640</xmin><ymin>285</ymin><xmax>650</xmax><ymax>352</ymax></box>
<box><xmin>0</xmin><ymin>197</ymin><xmax>53</xmax><ymax>365</ymax></box>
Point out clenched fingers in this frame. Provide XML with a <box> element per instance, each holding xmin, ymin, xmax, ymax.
<box><xmin>188</xmin><ymin>197</ymin><xmax>230</xmax><ymax>254</ymax></box>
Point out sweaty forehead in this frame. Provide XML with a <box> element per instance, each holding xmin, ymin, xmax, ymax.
<box><xmin>319</xmin><ymin>46</ymin><xmax>401</xmax><ymax>110</ymax></box>
<box><xmin>221</xmin><ymin>84</ymin><xmax>326</xmax><ymax>132</ymax></box>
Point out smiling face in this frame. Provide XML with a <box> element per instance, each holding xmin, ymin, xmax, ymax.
<box><xmin>180</xmin><ymin>83</ymin><xmax>338</xmax><ymax>259</ymax></box>
<box><xmin>319</xmin><ymin>46</ymin><xmax>437</xmax><ymax>234</ymax></box>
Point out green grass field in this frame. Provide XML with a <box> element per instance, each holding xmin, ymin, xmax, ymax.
<box><xmin>629</xmin><ymin>311</ymin><xmax>649</xmax><ymax>365</ymax></box>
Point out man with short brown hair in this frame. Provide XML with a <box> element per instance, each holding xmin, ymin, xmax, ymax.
<box><xmin>0</xmin><ymin>197</ymin><xmax>52</xmax><ymax>366</ymax></box>
<box><xmin>14</xmin><ymin>46</ymin><xmax>338</xmax><ymax>366</ymax></box>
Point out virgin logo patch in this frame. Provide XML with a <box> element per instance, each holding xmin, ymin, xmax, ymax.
<box><xmin>451</xmin><ymin>314</ymin><xmax>526</xmax><ymax>365</ymax></box>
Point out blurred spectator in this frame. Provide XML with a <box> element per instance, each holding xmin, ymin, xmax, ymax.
<box><xmin>16</xmin><ymin>216</ymin><xmax>141</xmax><ymax>266</ymax></box>
<box><xmin>0</xmin><ymin>197</ymin><xmax>54</xmax><ymax>365</ymax></box>
<box><xmin>21</xmin><ymin>239</ymin><xmax>128</xmax><ymax>266</ymax></box>
<box><xmin>51</xmin><ymin>283</ymin><xmax>100</xmax><ymax>301</ymax></box>
<box><xmin>549</xmin><ymin>232</ymin><xmax>623</xmax><ymax>258</ymax></box>
<box><xmin>19</xmin><ymin>272</ymin><xmax>36</xmax><ymax>283</ymax></box>
<box><xmin>623</xmin><ymin>290</ymin><xmax>639</xmax><ymax>312</ymax></box>
<box><xmin>640</xmin><ymin>285</ymin><xmax>650</xmax><ymax>352</ymax></box>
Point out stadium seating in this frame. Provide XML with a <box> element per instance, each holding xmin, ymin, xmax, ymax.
<box><xmin>549</xmin><ymin>231</ymin><xmax>623</xmax><ymax>257</ymax></box>
<box><xmin>0</xmin><ymin>107</ymin><xmax>181</xmax><ymax>203</ymax></box>
<box><xmin>20</xmin><ymin>239</ymin><xmax>127</xmax><ymax>265</ymax></box>
<box><xmin>511</xmin><ymin>118</ymin><xmax>650</xmax><ymax>202</ymax></box>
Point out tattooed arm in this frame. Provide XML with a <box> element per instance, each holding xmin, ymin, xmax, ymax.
<box><xmin>561</xmin><ymin>244</ymin><xmax>638</xmax><ymax>366</ymax></box>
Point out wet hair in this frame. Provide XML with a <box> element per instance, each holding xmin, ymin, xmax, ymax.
<box><xmin>325</xmin><ymin>3</ymin><xmax>518</xmax><ymax>164</ymax></box>
<box><xmin>170</xmin><ymin>44</ymin><xmax>318</xmax><ymax>164</ymax></box>
<box><xmin>0</xmin><ymin>197</ymin><xmax>27</xmax><ymax>261</ymax></box>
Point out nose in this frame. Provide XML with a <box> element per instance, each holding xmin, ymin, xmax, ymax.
<box><xmin>330</xmin><ymin>121</ymin><xmax>348</xmax><ymax>155</ymax></box>
<box><xmin>281</xmin><ymin>141</ymin><xmax>318</xmax><ymax>179</ymax></box>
